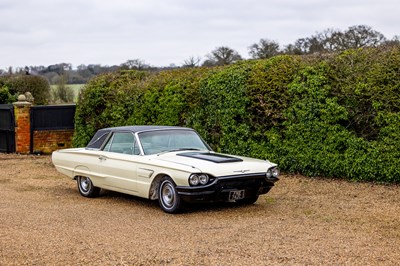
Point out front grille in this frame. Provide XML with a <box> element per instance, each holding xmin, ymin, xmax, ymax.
<box><xmin>176</xmin><ymin>173</ymin><xmax>274</xmax><ymax>202</ymax></box>
<box><xmin>217</xmin><ymin>173</ymin><xmax>267</xmax><ymax>190</ymax></box>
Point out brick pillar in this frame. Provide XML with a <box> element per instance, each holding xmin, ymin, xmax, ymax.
<box><xmin>14</xmin><ymin>95</ymin><xmax>32</xmax><ymax>154</ymax></box>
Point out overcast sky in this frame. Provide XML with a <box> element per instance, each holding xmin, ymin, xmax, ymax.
<box><xmin>1</xmin><ymin>0</ymin><xmax>399</xmax><ymax>69</ymax></box>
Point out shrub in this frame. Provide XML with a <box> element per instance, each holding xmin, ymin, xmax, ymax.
<box><xmin>0</xmin><ymin>75</ymin><xmax>50</xmax><ymax>104</ymax></box>
<box><xmin>245</xmin><ymin>56</ymin><xmax>303</xmax><ymax>160</ymax></box>
<box><xmin>127</xmin><ymin>68</ymin><xmax>212</xmax><ymax>127</ymax></box>
<box><xmin>327</xmin><ymin>46</ymin><xmax>400</xmax><ymax>140</ymax></box>
<box><xmin>73</xmin><ymin>70</ymin><xmax>149</xmax><ymax>147</ymax></box>
<box><xmin>0</xmin><ymin>85</ymin><xmax>17</xmax><ymax>104</ymax></box>
<box><xmin>73</xmin><ymin>46</ymin><xmax>400</xmax><ymax>183</ymax></box>
<box><xmin>187</xmin><ymin>62</ymin><xmax>253</xmax><ymax>154</ymax></box>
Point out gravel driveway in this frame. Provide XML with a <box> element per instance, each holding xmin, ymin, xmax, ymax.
<box><xmin>1</xmin><ymin>154</ymin><xmax>399</xmax><ymax>265</ymax></box>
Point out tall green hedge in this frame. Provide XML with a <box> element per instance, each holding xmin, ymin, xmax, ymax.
<box><xmin>73</xmin><ymin>70</ymin><xmax>149</xmax><ymax>146</ymax></box>
<box><xmin>74</xmin><ymin>46</ymin><xmax>400</xmax><ymax>183</ymax></box>
<box><xmin>73</xmin><ymin>68</ymin><xmax>213</xmax><ymax>146</ymax></box>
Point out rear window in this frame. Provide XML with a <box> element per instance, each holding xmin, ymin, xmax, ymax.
<box><xmin>86</xmin><ymin>130</ymin><xmax>110</xmax><ymax>149</ymax></box>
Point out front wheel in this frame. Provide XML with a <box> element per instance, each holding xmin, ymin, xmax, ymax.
<box><xmin>77</xmin><ymin>176</ymin><xmax>100</xmax><ymax>198</ymax></box>
<box><xmin>158</xmin><ymin>177</ymin><xmax>182</xmax><ymax>214</ymax></box>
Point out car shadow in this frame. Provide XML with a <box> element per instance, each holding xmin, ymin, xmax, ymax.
<box><xmin>183</xmin><ymin>201</ymin><xmax>259</xmax><ymax>214</ymax></box>
<box><xmin>98</xmin><ymin>189</ymin><xmax>159</xmax><ymax>207</ymax></box>
<box><xmin>97</xmin><ymin>189</ymin><xmax>259</xmax><ymax>214</ymax></box>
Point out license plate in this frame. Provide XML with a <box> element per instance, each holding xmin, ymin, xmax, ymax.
<box><xmin>229</xmin><ymin>190</ymin><xmax>245</xmax><ymax>201</ymax></box>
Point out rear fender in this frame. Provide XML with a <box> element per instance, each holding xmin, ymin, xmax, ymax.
<box><xmin>73</xmin><ymin>166</ymin><xmax>91</xmax><ymax>180</ymax></box>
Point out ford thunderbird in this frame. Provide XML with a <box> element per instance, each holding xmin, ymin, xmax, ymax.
<box><xmin>52</xmin><ymin>126</ymin><xmax>279</xmax><ymax>213</ymax></box>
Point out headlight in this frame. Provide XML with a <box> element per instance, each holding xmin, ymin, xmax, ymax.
<box><xmin>199</xmin><ymin>174</ymin><xmax>209</xmax><ymax>185</ymax></box>
<box><xmin>189</xmin><ymin>174</ymin><xmax>200</xmax><ymax>186</ymax></box>
<box><xmin>266</xmin><ymin>169</ymin><xmax>272</xmax><ymax>178</ymax></box>
<box><xmin>266</xmin><ymin>167</ymin><xmax>279</xmax><ymax>179</ymax></box>
<box><xmin>272</xmin><ymin>167</ymin><xmax>279</xmax><ymax>178</ymax></box>
<box><xmin>189</xmin><ymin>173</ymin><xmax>210</xmax><ymax>186</ymax></box>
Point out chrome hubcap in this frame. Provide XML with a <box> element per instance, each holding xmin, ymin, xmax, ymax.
<box><xmin>81</xmin><ymin>177</ymin><xmax>90</xmax><ymax>192</ymax></box>
<box><xmin>161</xmin><ymin>183</ymin><xmax>175</xmax><ymax>207</ymax></box>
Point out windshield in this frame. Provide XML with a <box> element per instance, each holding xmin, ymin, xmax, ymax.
<box><xmin>138</xmin><ymin>129</ymin><xmax>210</xmax><ymax>155</ymax></box>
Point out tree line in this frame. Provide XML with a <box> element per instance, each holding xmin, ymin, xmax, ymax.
<box><xmin>1</xmin><ymin>24</ymin><xmax>399</xmax><ymax>86</ymax></box>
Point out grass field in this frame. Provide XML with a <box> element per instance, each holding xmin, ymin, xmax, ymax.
<box><xmin>50</xmin><ymin>84</ymin><xmax>85</xmax><ymax>103</ymax></box>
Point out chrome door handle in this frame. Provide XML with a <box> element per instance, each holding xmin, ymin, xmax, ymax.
<box><xmin>98</xmin><ymin>155</ymin><xmax>107</xmax><ymax>161</ymax></box>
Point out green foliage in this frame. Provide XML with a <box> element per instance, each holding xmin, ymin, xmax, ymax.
<box><xmin>0</xmin><ymin>75</ymin><xmax>50</xmax><ymax>104</ymax></box>
<box><xmin>51</xmin><ymin>85</ymin><xmax>75</xmax><ymax>103</ymax></box>
<box><xmin>246</xmin><ymin>56</ymin><xmax>302</xmax><ymax>147</ymax></box>
<box><xmin>127</xmin><ymin>68</ymin><xmax>210</xmax><ymax>127</ymax></box>
<box><xmin>187</xmin><ymin>62</ymin><xmax>252</xmax><ymax>154</ymax></box>
<box><xmin>373</xmin><ymin>112</ymin><xmax>400</xmax><ymax>182</ymax></box>
<box><xmin>73</xmin><ymin>70</ymin><xmax>149</xmax><ymax>146</ymax></box>
<box><xmin>74</xmin><ymin>45</ymin><xmax>400</xmax><ymax>183</ymax></box>
<box><xmin>327</xmin><ymin>47</ymin><xmax>400</xmax><ymax>140</ymax></box>
<box><xmin>269</xmin><ymin>50</ymin><xmax>400</xmax><ymax>183</ymax></box>
<box><xmin>73</xmin><ymin>68</ymin><xmax>211</xmax><ymax>147</ymax></box>
<box><xmin>277</xmin><ymin>65</ymin><xmax>352</xmax><ymax>177</ymax></box>
<box><xmin>0</xmin><ymin>85</ymin><xmax>17</xmax><ymax>104</ymax></box>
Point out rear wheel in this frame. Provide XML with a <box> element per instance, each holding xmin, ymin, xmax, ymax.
<box><xmin>158</xmin><ymin>176</ymin><xmax>182</xmax><ymax>214</ymax></box>
<box><xmin>77</xmin><ymin>176</ymin><xmax>100</xmax><ymax>198</ymax></box>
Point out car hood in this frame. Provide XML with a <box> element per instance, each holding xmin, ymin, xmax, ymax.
<box><xmin>152</xmin><ymin>151</ymin><xmax>275</xmax><ymax>177</ymax></box>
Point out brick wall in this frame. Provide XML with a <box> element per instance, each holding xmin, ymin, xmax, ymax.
<box><xmin>14</xmin><ymin>101</ymin><xmax>31</xmax><ymax>154</ymax></box>
<box><xmin>33</xmin><ymin>130</ymin><xmax>74</xmax><ymax>154</ymax></box>
<box><xmin>13</xmin><ymin>98</ymin><xmax>75</xmax><ymax>154</ymax></box>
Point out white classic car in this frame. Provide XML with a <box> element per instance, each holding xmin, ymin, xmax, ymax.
<box><xmin>52</xmin><ymin>126</ymin><xmax>279</xmax><ymax>213</ymax></box>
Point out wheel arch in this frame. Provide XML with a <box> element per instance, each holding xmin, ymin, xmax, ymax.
<box><xmin>149</xmin><ymin>173</ymin><xmax>173</xmax><ymax>200</ymax></box>
<box><xmin>73</xmin><ymin>165</ymin><xmax>90</xmax><ymax>180</ymax></box>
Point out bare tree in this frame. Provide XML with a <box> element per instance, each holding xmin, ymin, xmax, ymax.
<box><xmin>283</xmin><ymin>43</ymin><xmax>305</xmax><ymax>55</ymax></box>
<box><xmin>285</xmin><ymin>31</ymin><xmax>333</xmax><ymax>55</ymax></box>
<box><xmin>182</xmin><ymin>56</ymin><xmax>201</xmax><ymax>68</ymax></box>
<box><xmin>52</xmin><ymin>74</ymin><xmax>74</xmax><ymax>103</ymax></box>
<box><xmin>77</xmin><ymin>64</ymin><xmax>87</xmax><ymax>71</ymax></box>
<box><xmin>121</xmin><ymin>59</ymin><xmax>149</xmax><ymax>70</ymax></box>
<box><xmin>382</xmin><ymin>35</ymin><xmax>400</xmax><ymax>47</ymax></box>
<box><xmin>286</xmin><ymin>25</ymin><xmax>387</xmax><ymax>55</ymax></box>
<box><xmin>338</xmin><ymin>25</ymin><xmax>386</xmax><ymax>50</ymax></box>
<box><xmin>248</xmin><ymin>39</ymin><xmax>280</xmax><ymax>59</ymax></box>
<box><xmin>203</xmin><ymin>46</ymin><xmax>242</xmax><ymax>66</ymax></box>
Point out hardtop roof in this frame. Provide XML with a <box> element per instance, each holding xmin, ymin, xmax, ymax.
<box><xmin>86</xmin><ymin>125</ymin><xmax>192</xmax><ymax>149</ymax></box>
<box><xmin>97</xmin><ymin>125</ymin><xmax>189</xmax><ymax>133</ymax></box>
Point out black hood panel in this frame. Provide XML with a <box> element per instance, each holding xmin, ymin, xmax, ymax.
<box><xmin>177</xmin><ymin>152</ymin><xmax>243</xmax><ymax>163</ymax></box>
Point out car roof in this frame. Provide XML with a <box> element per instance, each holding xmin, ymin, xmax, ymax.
<box><xmin>99</xmin><ymin>125</ymin><xmax>190</xmax><ymax>134</ymax></box>
<box><xmin>86</xmin><ymin>125</ymin><xmax>192</xmax><ymax>149</ymax></box>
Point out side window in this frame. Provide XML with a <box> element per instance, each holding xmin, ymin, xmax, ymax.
<box><xmin>103</xmin><ymin>132</ymin><xmax>140</xmax><ymax>155</ymax></box>
<box><xmin>102</xmin><ymin>134</ymin><xmax>114</xmax><ymax>152</ymax></box>
<box><xmin>87</xmin><ymin>131</ymin><xmax>110</xmax><ymax>149</ymax></box>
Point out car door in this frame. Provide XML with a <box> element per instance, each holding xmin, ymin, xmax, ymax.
<box><xmin>97</xmin><ymin>132</ymin><xmax>140</xmax><ymax>195</ymax></box>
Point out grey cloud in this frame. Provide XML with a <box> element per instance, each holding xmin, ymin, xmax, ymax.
<box><xmin>0</xmin><ymin>0</ymin><xmax>399</xmax><ymax>68</ymax></box>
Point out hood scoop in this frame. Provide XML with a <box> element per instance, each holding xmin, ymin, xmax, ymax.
<box><xmin>177</xmin><ymin>152</ymin><xmax>243</xmax><ymax>163</ymax></box>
